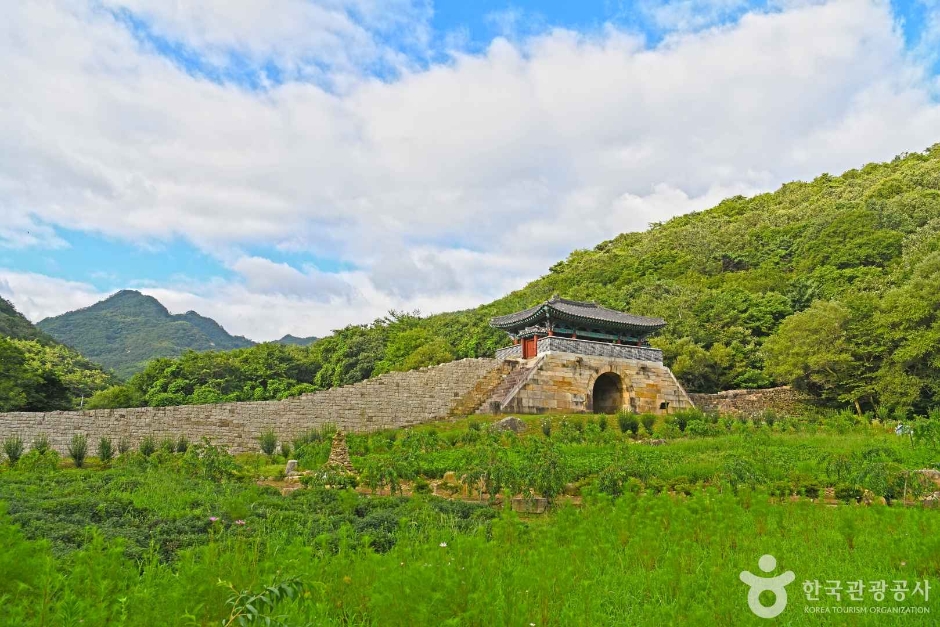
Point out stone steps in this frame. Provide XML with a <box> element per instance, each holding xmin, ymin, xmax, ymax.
<box><xmin>474</xmin><ymin>358</ymin><xmax>539</xmax><ymax>415</ymax></box>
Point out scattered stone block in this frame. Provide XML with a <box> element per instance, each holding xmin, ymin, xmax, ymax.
<box><xmin>491</xmin><ymin>416</ymin><xmax>526</xmax><ymax>433</ymax></box>
<box><xmin>285</xmin><ymin>460</ymin><xmax>298</xmax><ymax>476</ymax></box>
<box><xmin>922</xmin><ymin>492</ymin><xmax>940</xmax><ymax>509</ymax></box>
<box><xmin>915</xmin><ymin>469</ymin><xmax>940</xmax><ymax>487</ymax></box>
<box><xmin>511</xmin><ymin>497</ymin><xmax>548</xmax><ymax>514</ymax></box>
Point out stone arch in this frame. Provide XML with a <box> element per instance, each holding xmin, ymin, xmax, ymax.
<box><xmin>591</xmin><ymin>371</ymin><xmax>624</xmax><ymax>414</ymax></box>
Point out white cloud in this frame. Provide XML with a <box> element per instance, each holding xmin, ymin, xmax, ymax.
<box><xmin>0</xmin><ymin>271</ymin><xmax>107</xmax><ymax>322</ymax></box>
<box><xmin>229</xmin><ymin>256</ymin><xmax>355</xmax><ymax>300</ymax></box>
<box><xmin>3</xmin><ymin>0</ymin><xmax>940</xmax><ymax>337</ymax></box>
<box><xmin>641</xmin><ymin>0</ymin><xmax>753</xmax><ymax>31</ymax></box>
<box><xmin>103</xmin><ymin>0</ymin><xmax>432</xmax><ymax>82</ymax></box>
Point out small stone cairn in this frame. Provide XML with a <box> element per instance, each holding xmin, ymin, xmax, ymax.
<box><xmin>327</xmin><ymin>431</ymin><xmax>355</xmax><ymax>472</ymax></box>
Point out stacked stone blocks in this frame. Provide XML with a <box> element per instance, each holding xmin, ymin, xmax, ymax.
<box><xmin>502</xmin><ymin>351</ymin><xmax>693</xmax><ymax>415</ymax></box>
<box><xmin>0</xmin><ymin>358</ymin><xmax>501</xmax><ymax>454</ymax></box>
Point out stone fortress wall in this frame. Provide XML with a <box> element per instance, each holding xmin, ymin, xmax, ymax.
<box><xmin>0</xmin><ymin>350</ymin><xmax>809</xmax><ymax>456</ymax></box>
<box><xmin>0</xmin><ymin>358</ymin><xmax>502</xmax><ymax>454</ymax></box>
<box><xmin>688</xmin><ymin>386</ymin><xmax>813</xmax><ymax>417</ymax></box>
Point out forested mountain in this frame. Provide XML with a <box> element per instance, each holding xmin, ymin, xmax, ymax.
<box><xmin>0</xmin><ymin>297</ymin><xmax>115</xmax><ymax>411</ymax></box>
<box><xmin>276</xmin><ymin>334</ymin><xmax>319</xmax><ymax>347</ymax></box>
<box><xmin>37</xmin><ymin>290</ymin><xmax>254</xmax><ymax>378</ymax></box>
<box><xmin>79</xmin><ymin>145</ymin><xmax>940</xmax><ymax>416</ymax></box>
<box><xmin>0</xmin><ymin>296</ymin><xmax>55</xmax><ymax>343</ymax></box>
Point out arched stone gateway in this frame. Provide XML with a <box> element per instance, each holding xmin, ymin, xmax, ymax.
<box><xmin>592</xmin><ymin>372</ymin><xmax>624</xmax><ymax>413</ymax></box>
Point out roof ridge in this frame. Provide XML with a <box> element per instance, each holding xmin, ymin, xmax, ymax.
<box><xmin>554</xmin><ymin>297</ymin><xmax>597</xmax><ymax>307</ymax></box>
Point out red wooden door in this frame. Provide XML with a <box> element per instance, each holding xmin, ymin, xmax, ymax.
<box><xmin>522</xmin><ymin>337</ymin><xmax>537</xmax><ymax>359</ymax></box>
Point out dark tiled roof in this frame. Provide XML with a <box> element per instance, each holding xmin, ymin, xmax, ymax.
<box><xmin>490</xmin><ymin>296</ymin><xmax>666</xmax><ymax>332</ymax></box>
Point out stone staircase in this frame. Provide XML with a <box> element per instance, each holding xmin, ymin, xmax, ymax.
<box><xmin>474</xmin><ymin>356</ymin><xmax>542</xmax><ymax>415</ymax></box>
<box><xmin>448</xmin><ymin>360</ymin><xmax>518</xmax><ymax>417</ymax></box>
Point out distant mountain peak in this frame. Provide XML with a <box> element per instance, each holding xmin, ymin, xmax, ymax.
<box><xmin>37</xmin><ymin>291</ymin><xmax>255</xmax><ymax>378</ymax></box>
<box><xmin>275</xmin><ymin>334</ymin><xmax>319</xmax><ymax>346</ymax></box>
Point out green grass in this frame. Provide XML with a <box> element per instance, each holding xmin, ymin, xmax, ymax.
<box><xmin>0</xmin><ymin>412</ymin><xmax>938</xmax><ymax>625</ymax></box>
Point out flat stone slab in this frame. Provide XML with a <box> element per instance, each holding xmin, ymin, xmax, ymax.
<box><xmin>511</xmin><ymin>497</ymin><xmax>548</xmax><ymax>514</ymax></box>
<box><xmin>491</xmin><ymin>416</ymin><xmax>526</xmax><ymax>433</ymax></box>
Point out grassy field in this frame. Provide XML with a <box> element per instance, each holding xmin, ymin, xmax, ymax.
<box><xmin>1</xmin><ymin>410</ymin><xmax>938</xmax><ymax>625</ymax></box>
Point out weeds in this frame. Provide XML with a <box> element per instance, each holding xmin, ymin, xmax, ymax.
<box><xmin>97</xmin><ymin>437</ymin><xmax>114</xmax><ymax>464</ymax></box>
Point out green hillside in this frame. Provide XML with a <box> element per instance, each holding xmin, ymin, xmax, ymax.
<box><xmin>0</xmin><ymin>297</ymin><xmax>115</xmax><ymax>411</ymax></box>
<box><xmin>88</xmin><ymin>145</ymin><xmax>940</xmax><ymax>416</ymax></box>
<box><xmin>0</xmin><ymin>296</ymin><xmax>55</xmax><ymax>344</ymax></box>
<box><xmin>37</xmin><ymin>290</ymin><xmax>255</xmax><ymax>378</ymax></box>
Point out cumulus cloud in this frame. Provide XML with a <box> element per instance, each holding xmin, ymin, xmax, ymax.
<box><xmin>103</xmin><ymin>0</ymin><xmax>433</xmax><ymax>83</ymax></box>
<box><xmin>3</xmin><ymin>0</ymin><xmax>940</xmax><ymax>337</ymax></box>
<box><xmin>230</xmin><ymin>256</ymin><xmax>356</xmax><ymax>300</ymax></box>
<box><xmin>0</xmin><ymin>271</ymin><xmax>107</xmax><ymax>322</ymax></box>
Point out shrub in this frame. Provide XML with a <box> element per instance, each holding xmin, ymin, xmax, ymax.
<box><xmin>597</xmin><ymin>464</ymin><xmax>629</xmax><ymax>497</ymax></box>
<box><xmin>598</xmin><ymin>415</ymin><xmax>608</xmax><ymax>432</ymax></box>
<box><xmin>140</xmin><ymin>435</ymin><xmax>157</xmax><ymax>457</ymax></box>
<box><xmin>32</xmin><ymin>434</ymin><xmax>50</xmax><ymax>455</ymax></box>
<box><xmin>159</xmin><ymin>438</ymin><xmax>176</xmax><ymax>454</ymax></box>
<box><xmin>761</xmin><ymin>411</ymin><xmax>778</xmax><ymax>428</ymax></box>
<box><xmin>655</xmin><ymin>423</ymin><xmax>683</xmax><ymax>440</ymax></box>
<box><xmin>541</xmin><ymin>419</ymin><xmax>552</xmax><ymax>438</ymax></box>
<box><xmin>18</xmin><ymin>449</ymin><xmax>60</xmax><ymax>472</ymax></box>
<box><xmin>468</xmin><ymin>419</ymin><xmax>482</xmax><ymax>432</ymax></box>
<box><xmin>3</xmin><ymin>437</ymin><xmax>24</xmax><ymax>466</ymax></box>
<box><xmin>800</xmin><ymin>481</ymin><xmax>821</xmax><ymax>499</ymax></box>
<box><xmin>640</xmin><ymin>414</ymin><xmax>656</xmax><ymax>434</ymax></box>
<box><xmin>97</xmin><ymin>437</ymin><xmax>114</xmax><ymax>464</ymax></box>
<box><xmin>279</xmin><ymin>441</ymin><xmax>291</xmax><ymax>458</ymax></box>
<box><xmin>292</xmin><ymin>425</ymin><xmax>336</xmax><ymax>450</ymax></box>
<box><xmin>68</xmin><ymin>434</ymin><xmax>88</xmax><ymax>468</ymax></box>
<box><xmin>835</xmin><ymin>484</ymin><xmax>863</xmax><ymax>504</ymax></box>
<box><xmin>182</xmin><ymin>438</ymin><xmax>239</xmax><ymax>482</ymax></box>
<box><xmin>617</xmin><ymin>411</ymin><xmax>639</xmax><ymax>436</ymax></box>
<box><xmin>414</xmin><ymin>477</ymin><xmax>432</xmax><ymax>494</ymax></box>
<box><xmin>118</xmin><ymin>437</ymin><xmax>131</xmax><ymax>455</ymax></box>
<box><xmin>301</xmin><ymin>468</ymin><xmax>358</xmax><ymax>490</ymax></box>
<box><xmin>672</xmin><ymin>414</ymin><xmax>688</xmax><ymax>432</ymax></box>
<box><xmin>259</xmin><ymin>429</ymin><xmax>278</xmax><ymax>456</ymax></box>
<box><xmin>646</xmin><ymin>477</ymin><xmax>667</xmax><ymax>494</ymax></box>
<box><xmin>522</xmin><ymin>440</ymin><xmax>569</xmax><ymax>502</ymax></box>
<box><xmin>175</xmin><ymin>435</ymin><xmax>190</xmax><ymax>454</ymax></box>
<box><xmin>672</xmin><ymin>408</ymin><xmax>707</xmax><ymax>432</ymax></box>
<box><xmin>361</xmin><ymin>457</ymin><xmax>405</xmax><ymax>495</ymax></box>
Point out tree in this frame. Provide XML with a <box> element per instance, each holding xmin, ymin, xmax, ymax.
<box><xmin>763</xmin><ymin>301</ymin><xmax>857</xmax><ymax>403</ymax></box>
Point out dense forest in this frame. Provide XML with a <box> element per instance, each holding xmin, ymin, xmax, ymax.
<box><xmin>0</xmin><ymin>298</ymin><xmax>114</xmax><ymax>411</ymax></box>
<box><xmin>5</xmin><ymin>145</ymin><xmax>940</xmax><ymax>416</ymax></box>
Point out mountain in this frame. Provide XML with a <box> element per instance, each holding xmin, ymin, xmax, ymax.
<box><xmin>37</xmin><ymin>290</ymin><xmax>255</xmax><ymax>378</ymax></box>
<box><xmin>0</xmin><ymin>296</ymin><xmax>55</xmax><ymax>343</ymax></box>
<box><xmin>275</xmin><ymin>334</ymin><xmax>318</xmax><ymax>347</ymax></box>
<box><xmin>0</xmin><ymin>296</ymin><xmax>115</xmax><ymax>411</ymax></box>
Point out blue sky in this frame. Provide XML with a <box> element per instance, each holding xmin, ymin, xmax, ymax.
<box><xmin>2</xmin><ymin>0</ymin><xmax>940</xmax><ymax>340</ymax></box>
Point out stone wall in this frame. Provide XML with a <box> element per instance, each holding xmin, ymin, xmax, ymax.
<box><xmin>503</xmin><ymin>351</ymin><xmax>693</xmax><ymax>415</ymax></box>
<box><xmin>0</xmin><ymin>358</ymin><xmax>501</xmax><ymax>454</ymax></box>
<box><xmin>688</xmin><ymin>386</ymin><xmax>812</xmax><ymax>417</ymax></box>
